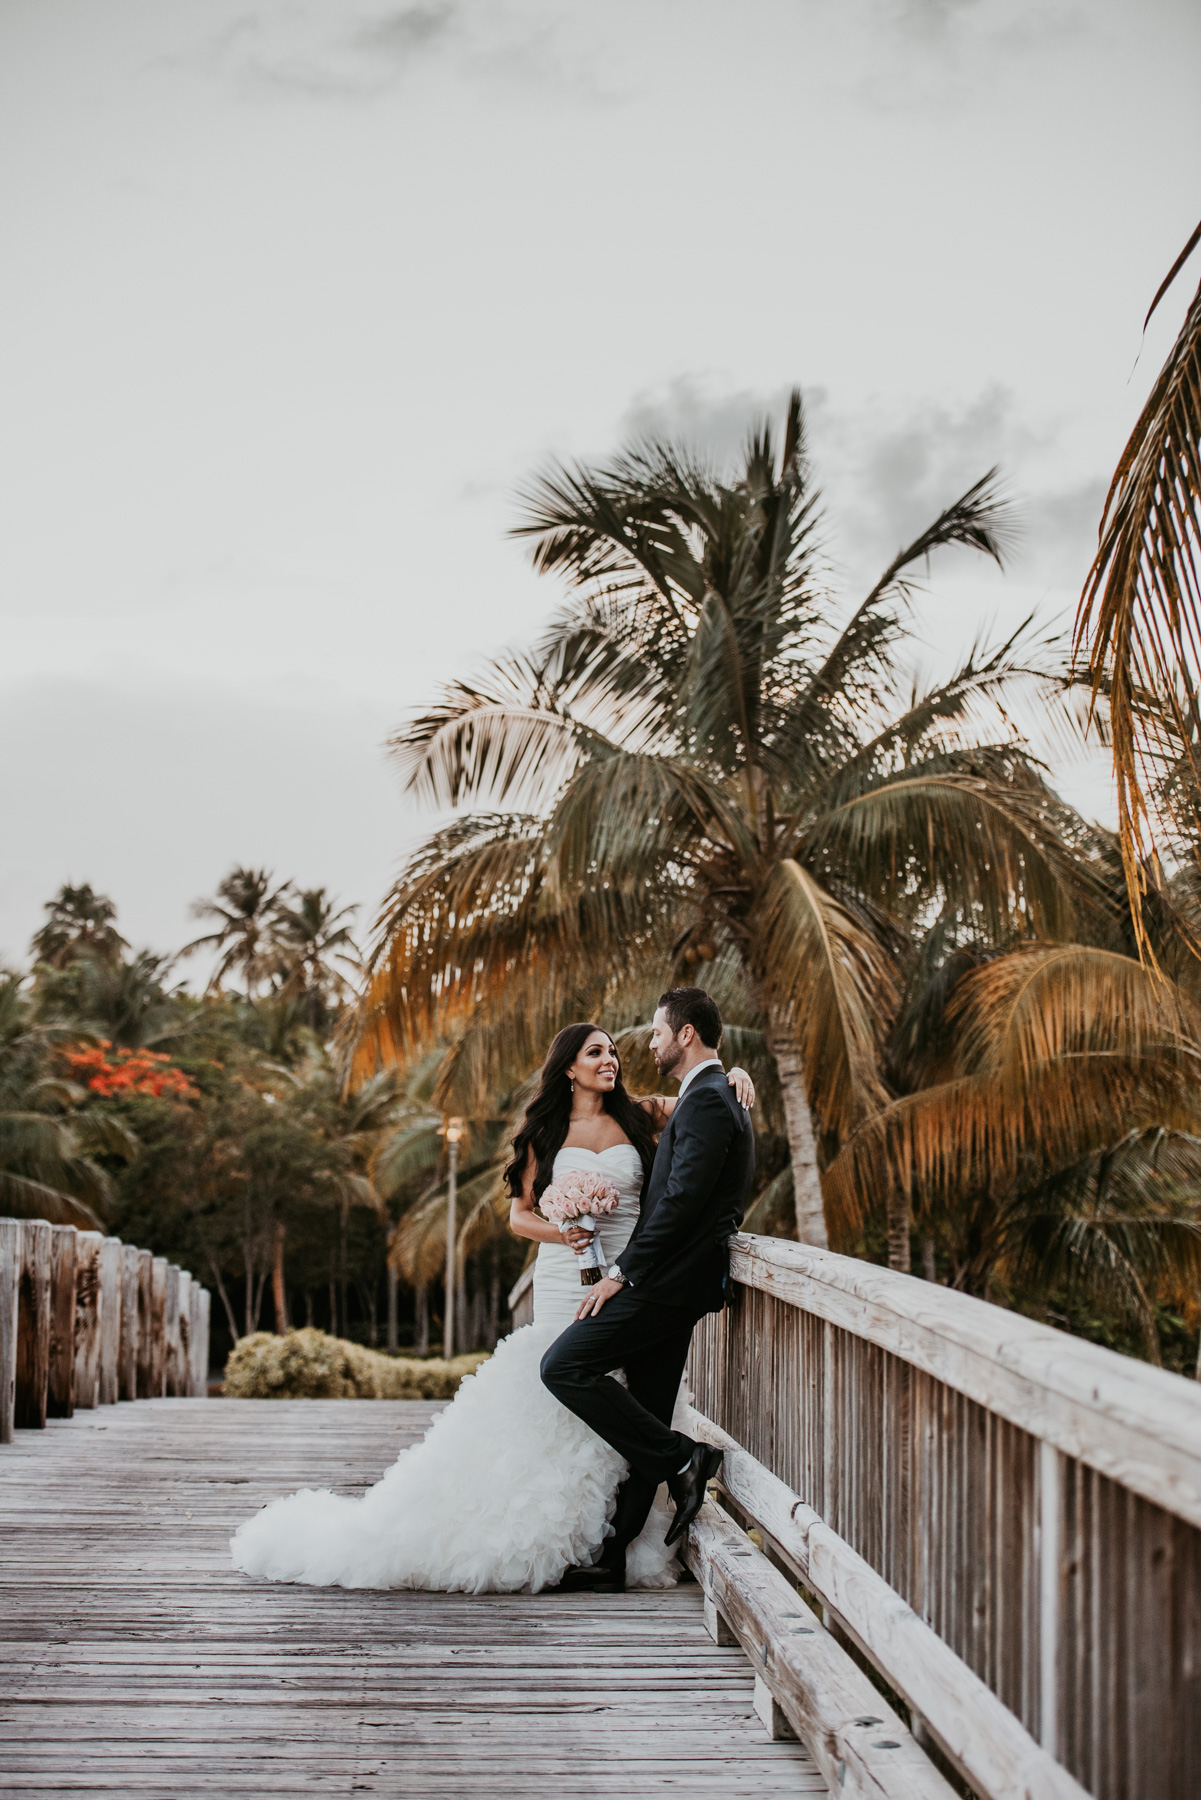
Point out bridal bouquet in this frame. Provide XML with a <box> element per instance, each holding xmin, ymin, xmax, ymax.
<box><xmin>540</xmin><ymin>1169</ymin><xmax>622</xmax><ymax>1285</ymax></box>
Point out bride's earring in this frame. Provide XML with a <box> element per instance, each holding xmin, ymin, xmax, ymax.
<box><xmin>568</xmin><ymin>1076</ymin><xmax>575</xmax><ymax>1096</ymax></box>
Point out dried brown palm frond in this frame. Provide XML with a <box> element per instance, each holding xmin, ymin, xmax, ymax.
<box><xmin>1075</xmin><ymin>221</ymin><xmax>1201</xmax><ymax>955</ymax></box>
<box><xmin>938</xmin><ymin>942</ymin><xmax>1201</xmax><ymax>1087</ymax></box>
<box><xmin>825</xmin><ymin>941</ymin><xmax>1201</xmax><ymax>1273</ymax></box>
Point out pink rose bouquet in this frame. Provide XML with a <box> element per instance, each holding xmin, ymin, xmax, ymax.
<box><xmin>540</xmin><ymin>1169</ymin><xmax>622</xmax><ymax>1285</ymax></box>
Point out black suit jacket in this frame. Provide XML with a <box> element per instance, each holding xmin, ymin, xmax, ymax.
<box><xmin>618</xmin><ymin>1065</ymin><xmax>755</xmax><ymax>1315</ymax></box>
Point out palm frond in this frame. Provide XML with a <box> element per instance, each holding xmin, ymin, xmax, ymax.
<box><xmin>1075</xmin><ymin>225</ymin><xmax>1201</xmax><ymax>953</ymax></box>
<box><xmin>756</xmin><ymin>860</ymin><xmax>895</xmax><ymax>1142</ymax></box>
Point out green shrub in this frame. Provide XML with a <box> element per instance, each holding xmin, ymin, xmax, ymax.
<box><xmin>223</xmin><ymin>1327</ymin><xmax>489</xmax><ymax>1399</ymax></box>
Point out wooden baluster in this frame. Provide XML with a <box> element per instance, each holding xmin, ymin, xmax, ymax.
<box><xmin>97</xmin><ymin>1237</ymin><xmax>123</xmax><ymax>1405</ymax></box>
<box><xmin>118</xmin><ymin>1244</ymin><xmax>139</xmax><ymax>1401</ymax></box>
<box><xmin>47</xmin><ymin>1226</ymin><xmax>78</xmax><ymax>1418</ymax></box>
<box><xmin>0</xmin><ymin>1217</ymin><xmax>18</xmax><ymax>1443</ymax></box>
<box><xmin>177</xmin><ymin>1271</ymin><xmax>193</xmax><ymax>1396</ymax></box>
<box><xmin>72</xmin><ymin>1231</ymin><xmax>104</xmax><ymax>1409</ymax></box>
<box><xmin>164</xmin><ymin>1265</ymin><xmax>181</xmax><ymax>1397</ymax></box>
<box><xmin>195</xmin><ymin>1287</ymin><xmax>211</xmax><ymax>1396</ymax></box>
<box><xmin>15</xmin><ymin>1220</ymin><xmax>52</xmax><ymax>1429</ymax></box>
<box><xmin>149</xmin><ymin>1257</ymin><xmax>167</xmax><ymax>1397</ymax></box>
<box><xmin>135</xmin><ymin>1250</ymin><xmax>154</xmax><ymax>1397</ymax></box>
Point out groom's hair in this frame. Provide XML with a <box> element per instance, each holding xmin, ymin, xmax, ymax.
<box><xmin>658</xmin><ymin>986</ymin><xmax>722</xmax><ymax>1050</ymax></box>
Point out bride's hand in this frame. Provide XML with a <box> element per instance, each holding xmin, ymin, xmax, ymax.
<box><xmin>727</xmin><ymin>1066</ymin><xmax>755</xmax><ymax>1108</ymax></box>
<box><xmin>561</xmin><ymin>1225</ymin><xmax>591</xmax><ymax>1251</ymax></box>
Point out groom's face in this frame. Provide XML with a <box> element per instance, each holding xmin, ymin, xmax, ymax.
<box><xmin>650</xmin><ymin>1007</ymin><xmax>691</xmax><ymax>1078</ymax></box>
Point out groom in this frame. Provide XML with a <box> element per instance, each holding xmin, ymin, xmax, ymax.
<box><xmin>540</xmin><ymin>986</ymin><xmax>754</xmax><ymax>1591</ymax></box>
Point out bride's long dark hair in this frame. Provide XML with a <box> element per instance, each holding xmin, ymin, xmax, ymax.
<box><xmin>503</xmin><ymin>1022</ymin><xmax>658</xmax><ymax>1202</ymax></box>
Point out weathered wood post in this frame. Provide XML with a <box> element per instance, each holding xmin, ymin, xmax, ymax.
<box><xmin>47</xmin><ymin>1225</ymin><xmax>78</xmax><ymax>1418</ymax></box>
<box><xmin>97</xmin><ymin>1236</ymin><xmax>122</xmax><ymax>1405</ymax></box>
<box><xmin>118</xmin><ymin>1243</ymin><xmax>139</xmax><ymax>1401</ymax></box>
<box><xmin>15</xmin><ymin>1220</ymin><xmax>52</xmax><ymax>1429</ymax></box>
<box><xmin>73</xmin><ymin>1231</ymin><xmax>104</xmax><ymax>1409</ymax></box>
<box><xmin>0</xmin><ymin>1217</ymin><xmax>19</xmax><ymax>1443</ymax></box>
<box><xmin>177</xmin><ymin>1271</ymin><xmax>193</xmax><ymax>1395</ymax></box>
<box><xmin>192</xmin><ymin>1286</ymin><xmax>210</xmax><ymax>1396</ymax></box>
<box><xmin>135</xmin><ymin>1249</ymin><xmax>154</xmax><ymax>1397</ymax></box>
<box><xmin>149</xmin><ymin>1257</ymin><xmax>167</xmax><ymax>1396</ymax></box>
<box><xmin>164</xmin><ymin>1264</ymin><xmax>181</xmax><ymax>1397</ymax></box>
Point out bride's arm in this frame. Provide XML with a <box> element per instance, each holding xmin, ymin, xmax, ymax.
<box><xmin>635</xmin><ymin>1067</ymin><xmax>756</xmax><ymax>1120</ymax></box>
<box><xmin>508</xmin><ymin>1148</ymin><xmax>588</xmax><ymax>1247</ymax></box>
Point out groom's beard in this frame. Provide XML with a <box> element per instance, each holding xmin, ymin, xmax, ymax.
<box><xmin>653</xmin><ymin>1040</ymin><xmax>685</xmax><ymax>1080</ymax></box>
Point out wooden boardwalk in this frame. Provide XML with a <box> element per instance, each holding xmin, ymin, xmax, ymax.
<box><xmin>0</xmin><ymin>1398</ymin><xmax>824</xmax><ymax>1798</ymax></box>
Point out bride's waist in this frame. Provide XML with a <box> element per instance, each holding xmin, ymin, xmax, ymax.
<box><xmin>536</xmin><ymin>1212</ymin><xmax>637</xmax><ymax>1260</ymax></box>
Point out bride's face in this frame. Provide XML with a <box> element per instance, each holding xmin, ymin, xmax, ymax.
<box><xmin>567</xmin><ymin>1031</ymin><xmax>619</xmax><ymax>1095</ymax></box>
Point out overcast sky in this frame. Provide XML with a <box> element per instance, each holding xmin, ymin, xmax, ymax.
<box><xmin>2</xmin><ymin>0</ymin><xmax>1198</xmax><ymax>972</ymax></box>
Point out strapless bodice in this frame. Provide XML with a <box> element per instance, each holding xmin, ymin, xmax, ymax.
<box><xmin>531</xmin><ymin>1141</ymin><xmax>643</xmax><ymax>1331</ymax></box>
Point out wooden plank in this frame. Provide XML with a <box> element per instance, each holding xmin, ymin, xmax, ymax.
<box><xmin>194</xmin><ymin>1286</ymin><xmax>210</xmax><ymax>1395</ymax></box>
<box><xmin>0</xmin><ymin>1217</ymin><xmax>18</xmax><ymax>1443</ymax></box>
<box><xmin>0</xmin><ymin>1398</ymin><xmax>825</xmax><ymax>1797</ymax></box>
<box><xmin>685</xmin><ymin>1408</ymin><xmax>1091</xmax><ymax>1800</ymax></box>
<box><xmin>118</xmin><ymin>1244</ymin><xmax>139</xmax><ymax>1401</ymax></box>
<box><xmin>685</xmin><ymin>1496</ymin><xmax>952</xmax><ymax>1800</ymax></box>
<box><xmin>149</xmin><ymin>1256</ymin><xmax>167</xmax><ymax>1396</ymax></box>
<box><xmin>46</xmin><ymin>1226</ymin><xmax>76</xmax><ymax>1419</ymax></box>
<box><xmin>72</xmin><ymin>1231</ymin><xmax>103</xmax><ymax>1410</ymax></box>
<box><xmin>729</xmin><ymin>1234</ymin><xmax>1201</xmax><ymax>1530</ymax></box>
<box><xmin>15</xmin><ymin>1220</ymin><xmax>52</xmax><ymax>1430</ymax></box>
<box><xmin>177</xmin><ymin>1270</ymin><xmax>193</xmax><ymax>1395</ymax></box>
<box><xmin>136</xmin><ymin>1249</ymin><xmax>155</xmax><ymax>1397</ymax></box>
<box><xmin>96</xmin><ymin>1237</ymin><xmax>122</xmax><ymax>1406</ymax></box>
<box><xmin>163</xmin><ymin>1264</ymin><xmax>181</xmax><ymax>1397</ymax></box>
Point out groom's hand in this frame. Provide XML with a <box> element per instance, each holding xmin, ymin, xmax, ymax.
<box><xmin>574</xmin><ymin>1276</ymin><xmax>624</xmax><ymax>1320</ymax></box>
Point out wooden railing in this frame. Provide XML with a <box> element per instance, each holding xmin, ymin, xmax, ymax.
<box><xmin>687</xmin><ymin>1234</ymin><xmax>1201</xmax><ymax>1800</ymax></box>
<box><xmin>0</xmin><ymin>1217</ymin><xmax>211</xmax><ymax>1442</ymax></box>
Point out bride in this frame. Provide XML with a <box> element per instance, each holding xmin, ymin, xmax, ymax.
<box><xmin>230</xmin><ymin>1021</ymin><xmax>753</xmax><ymax>1594</ymax></box>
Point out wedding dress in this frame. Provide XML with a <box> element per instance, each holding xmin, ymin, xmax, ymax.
<box><xmin>230</xmin><ymin>1142</ymin><xmax>680</xmax><ymax>1593</ymax></box>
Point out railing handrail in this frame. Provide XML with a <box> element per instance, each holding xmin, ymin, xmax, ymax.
<box><xmin>729</xmin><ymin>1232</ymin><xmax>1201</xmax><ymax>1529</ymax></box>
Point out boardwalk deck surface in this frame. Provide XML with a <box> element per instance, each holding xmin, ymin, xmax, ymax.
<box><xmin>0</xmin><ymin>1398</ymin><xmax>824</xmax><ymax>1798</ymax></box>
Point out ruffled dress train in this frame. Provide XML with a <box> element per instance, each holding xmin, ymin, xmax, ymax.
<box><xmin>230</xmin><ymin>1143</ymin><xmax>680</xmax><ymax>1593</ymax></box>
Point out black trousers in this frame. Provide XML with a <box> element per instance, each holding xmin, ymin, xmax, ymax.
<box><xmin>539</xmin><ymin>1288</ymin><xmax>698</xmax><ymax>1556</ymax></box>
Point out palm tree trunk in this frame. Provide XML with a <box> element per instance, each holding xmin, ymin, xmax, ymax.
<box><xmin>767</xmin><ymin>1009</ymin><xmax>828</xmax><ymax>1247</ymax></box>
<box><xmin>271</xmin><ymin>1222</ymin><xmax>289</xmax><ymax>1334</ymax></box>
<box><xmin>386</xmin><ymin>1265</ymin><xmax>399</xmax><ymax>1353</ymax></box>
<box><xmin>887</xmin><ymin>1198</ymin><xmax>911</xmax><ymax>1274</ymax></box>
<box><xmin>415</xmin><ymin>1280</ymin><xmax>429</xmax><ymax>1357</ymax></box>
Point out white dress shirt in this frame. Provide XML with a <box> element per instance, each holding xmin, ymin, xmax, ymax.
<box><xmin>676</xmin><ymin>1056</ymin><xmax>723</xmax><ymax>1101</ymax></box>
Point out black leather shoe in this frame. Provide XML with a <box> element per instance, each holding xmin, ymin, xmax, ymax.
<box><xmin>553</xmin><ymin>1557</ymin><xmax>626</xmax><ymax>1593</ymax></box>
<box><xmin>664</xmin><ymin>1444</ymin><xmax>723</xmax><ymax>1547</ymax></box>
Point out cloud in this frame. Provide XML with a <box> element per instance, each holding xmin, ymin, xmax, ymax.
<box><xmin>165</xmin><ymin>0</ymin><xmax>614</xmax><ymax>104</ymax></box>
<box><xmin>614</xmin><ymin>373</ymin><xmax>1103</xmax><ymax>595</ymax></box>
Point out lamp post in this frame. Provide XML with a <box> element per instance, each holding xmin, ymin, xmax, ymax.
<box><xmin>440</xmin><ymin>1118</ymin><xmax>463</xmax><ymax>1360</ymax></box>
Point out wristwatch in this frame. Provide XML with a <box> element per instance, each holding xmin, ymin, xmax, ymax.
<box><xmin>607</xmin><ymin>1263</ymin><xmax>627</xmax><ymax>1284</ymax></box>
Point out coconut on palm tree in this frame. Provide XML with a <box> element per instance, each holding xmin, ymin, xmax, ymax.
<box><xmin>357</xmin><ymin>392</ymin><xmax>1097</xmax><ymax>1244</ymax></box>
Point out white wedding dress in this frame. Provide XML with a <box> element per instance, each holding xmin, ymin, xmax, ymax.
<box><xmin>230</xmin><ymin>1143</ymin><xmax>680</xmax><ymax>1593</ymax></box>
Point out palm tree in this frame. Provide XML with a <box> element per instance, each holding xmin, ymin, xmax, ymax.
<box><xmin>825</xmin><ymin>941</ymin><xmax>1201</xmax><ymax>1310</ymax></box>
<box><xmin>1075</xmin><ymin>220</ymin><xmax>1201</xmax><ymax>953</ymax></box>
<box><xmin>184</xmin><ymin>867</ymin><xmax>291</xmax><ymax>997</ymax></box>
<box><xmin>30</xmin><ymin>883</ymin><xmax>127</xmax><ymax>970</ymax></box>
<box><xmin>357</xmin><ymin>392</ymin><xmax>1098</xmax><ymax>1244</ymax></box>
<box><xmin>270</xmin><ymin>888</ymin><xmax>359</xmax><ymax>1032</ymax></box>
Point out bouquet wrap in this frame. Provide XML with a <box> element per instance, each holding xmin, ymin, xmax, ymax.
<box><xmin>540</xmin><ymin>1168</ymin><xmax>622</xmax><ymax>1285</ymax></box>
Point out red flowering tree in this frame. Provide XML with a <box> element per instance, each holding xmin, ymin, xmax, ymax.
<box><xmin>61</xmin><ymin>1041</ymin><xmax>199</xmax><ymax>1101</ymax></box>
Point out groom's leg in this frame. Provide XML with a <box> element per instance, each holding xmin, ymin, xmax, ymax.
<box><xmin>540</xmin><ymin>1291</ymin><xmax>696</xmax><ymax>1484</ymax></box>
<box><xmin>602</xmin><ymin>1322</ymin><xmax>695</xmax><ymax>1556</ymax></box>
